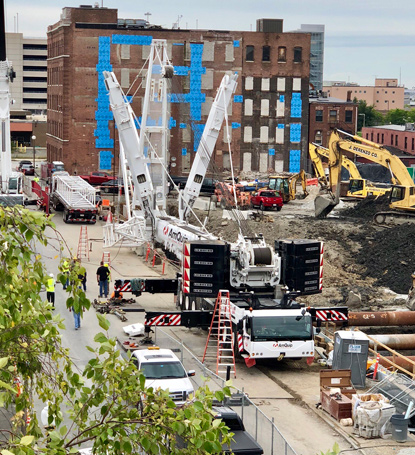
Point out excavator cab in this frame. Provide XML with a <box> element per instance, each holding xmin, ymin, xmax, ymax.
<box><xmin>348</xmin><ymin>178</ymin><xmax>365</xmax><ymax>195</ymax></box>
<box><xmin>268</xmin><ymin>176</ymin><xmax>290</xmax><ymax>202</ymax></box>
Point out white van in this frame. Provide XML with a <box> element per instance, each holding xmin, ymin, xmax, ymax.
<box><xmin>131</xmin><ymin>347</ymin><xmax>195</xmax><ymax>405</ymax></box>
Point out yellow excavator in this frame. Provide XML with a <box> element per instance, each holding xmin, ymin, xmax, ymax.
<box><xmin>308</xmin><ymin>143</ymin><xmax>390</xmax><ymax>199</ymax></box>
<box><xmin>268</xmin><ymin>170</ymin><xmax>308</xmax><ymax>202</ymax></box>
<box><xmin>315</xmin><ymin>129</ymin><xmax>415</xmax><ymax>224</ymax></box>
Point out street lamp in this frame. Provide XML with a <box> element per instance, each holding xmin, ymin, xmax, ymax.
<box><xmin>358</xmin><ymin>113</ymin><xmax>366</xmax><ymax>128</ymax></box>
<box><xmin>31</xmin><ymin>135</ymin><xmax>36</xmax><ymax>174</ymax></box>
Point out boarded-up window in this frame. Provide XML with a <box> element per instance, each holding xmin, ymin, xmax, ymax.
<box><xmin>245</xmin><ymin>76</ymin><xmax>254</xmax><ymax>90</ymax></box>
<box><xmin>201</xmin><ymin>97</ymin><xmax>213</xmax><ymax>116</ymax></box>
<box><xmin>202</xmin><ymin>41</ymin><xmax>215</xmax><ymax>61</ymax></box>
<box><xmin>277</xmin><ymin>77</ymin><xmax>285</xmax><ymax>92</ymax></box>
<box><xmin>182</xmin><ymin>126</ymin><xmax>191</xmax><ymax>143</ymax></box>
<box><xmin>276</xmin><ymin>126</ymin><xmax>284</xmax><ymax>144</ymax></box>
<box><xmin>202</xmin><ymin>69</ymin><xmax>214</xmax><ymax>89</ymax></box>
<box><xmin>259</xmin><ymin>153</ymin><xmax>268</xmax><ymax>172</ymax></box>
<box><xmin>293</xmin><ymin>78</ymin><xmax>301</xmax><ymax>91</ymax></box>
<box><xmin>244</xmin><ymin>99</ymin><xmax>253</xmax><ymax>116</ymax></box>
<box><xmin>244</xmin><ymin>126</ymin><xmax>252</xmax><ymax>143</ymax></box>
<box><xmin>120</xmin><ymin>68</ymin><xmax>129</xmax><ymax>88</ymax></box>
<box><xmin>275</xmin><ymin>159</ymin><xmax>284</xmax><ymax>172</ymax></box>
<box><xmin>261</xmin><ymin>78</ymin><xmax>270</xmax><ymax>91</ymax></box>
<box><xmin>276</xmin><ymin>98</ymin><xmax>285</xmax><ymax>117</ymax></box>
<box><xmin>225</xmin><ymin>43</ymin><xmax>234</xmax><ymax>62</ymax></box>
<box><xmin>261</xmin><ymin>99</ymin><xmax>269</xmax><ymax>116</ymax></box>
<box><xmin>121</xmin><ymin>44</ymin><xmax>130</xmax><ymax>60</ymax></box>
<box><xmin>182</xmin><ymin>153</ymin><xmax>191</xmax><ymax>172</ymax></box>
<box><xmin>243</xmin><ymin>152</ymin><xmax>252</xmax><ymax>171</ymax></box>
<box><xmin>260</xmin><ymin>126</ymin><xmax>269</xmax><ymax>143</ymax></box>
<box><xmin>142</xmin><ymin>45</ymin><xmax>151</xmax><ymax>60</ymax></box>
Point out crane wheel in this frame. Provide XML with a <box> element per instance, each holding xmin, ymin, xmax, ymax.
<box><xmin>374</xmin><ymin>213</ymin><xmax>386</xmax><ymax>225</ymax></box>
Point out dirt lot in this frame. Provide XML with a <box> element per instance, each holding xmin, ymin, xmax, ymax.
<box><xmin>180</xmin><ymin>188</ymin><xmax>415</xmax><ymax>311</ymax></box>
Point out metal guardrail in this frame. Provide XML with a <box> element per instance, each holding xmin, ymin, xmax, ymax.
<box><xmin>154</xmin><ymin>328</ymin><xmax>297</xmax><ymax>455</ymax></box>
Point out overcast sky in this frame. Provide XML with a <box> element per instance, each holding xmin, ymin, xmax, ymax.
<box><xmin>6</xmin><ymin>0</ymin><xmax>415</xmax><ymax>89</ymax></box>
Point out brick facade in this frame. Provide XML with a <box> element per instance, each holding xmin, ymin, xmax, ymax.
<box><xmin>47</xmin><ymin>6</ymin><xmax>310</xmax><ymax>175</ymax></box>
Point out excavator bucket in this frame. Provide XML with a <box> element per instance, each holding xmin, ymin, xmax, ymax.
<box><xmin>314</xmin><ymin>194</ymin><xmax>336</xmax><ymax>218</ymax></box>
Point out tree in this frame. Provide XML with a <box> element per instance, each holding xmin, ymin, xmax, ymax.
<box><xmin>356</xmin><ymin>100</ymin><xmax>384</xmax><ymax>130</ymax></box>
<box><xmin>0</xmin><ymin>207</ymin><xmax>232</xmax><ymax>454</ymax></box>
<box><xmin>384</xmin><ymin>108</ymin><xmax>415</xmax><ymax>125</ymax></box>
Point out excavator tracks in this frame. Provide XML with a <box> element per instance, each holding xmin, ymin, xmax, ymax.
<box><xmin>373</xmin><ymin>211</ymin><xmax>415</xmax><ymax>225</ymax></box>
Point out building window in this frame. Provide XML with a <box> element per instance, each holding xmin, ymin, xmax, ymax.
<box><xmin>293</xmin><ymin>47</ymin><xmax>302</xmax><ymax>63</ymax></box>
<box><xmin>244</xmin><ymin>126</ymin><xmax>252</xmax><ymax>143</ymax></box>
<box><xmin>377</xmin><ymin>133</ymin><xmax>379</xmax><ymax>142</ymax></box>
<box><xmin>245</xmin><ymin>76</ymin><xmax>253</xmax><ymax>90</ymax></box>
<box><xmin>261</xmin><ymin>99</ymin><xmax>269</xmax><ymax>116</ymax></box>
<box><xmin>345</xmin><ymin>111</ymin><xmax>353</xmax><ymax>123</ymax></box>
<box><xmin>371</xmin><ymin>133</ymin><xmax>373</xmax><ymax>141</ymax></box>
<box><xmin>260</xmin><ymin>126</ymin><xmax>269</xmax><ymax>143</ymax></box>
<box><xmin>261</xmin><ymin>78</ymin><xmax>270</xmax><ymax>91</ymax></box>
<box><xmin>412</xmin><ymin>138</ymin><xmax>414</xmax><ymax>151</ymax></box>
<box><xmin>329</xmin><ymin>109</ymin><xmax>337</xmax><ymax>122</ymax></box>
<box><xmin>278</xmin><ymin>46</ymin><xmax>286</xmax><ymax>62</ymax></box>
<box><xmin>395</xmin><ymin>135</ymin><xmax>398</xmax><ymax>146</ymax></box>
<box><xmin>364</xmin><ymin>91</ymin><xmax>366</xmax><ymax>93</ymax></box>
<box><xmin>262</xmin><ymin>46</ymin><xmax>270</xmax><ymax>62</ymax></box>
<box><xmin>246</xmin><ymin>45</ymin><xmax>254</xmax><ymax>62</ymax></box>
<box><xmin>315</xmin><ymin>131</ymin><xmax>322</xmax><ymax>145</ymax></box>
<box><xmin>316</xmin><ymin>110</ymin><xmax>323</xmax><ymax>122</ymax></box>
<box><xmin>244</xmin><ymin>99</ymin><xmax>253</xmax><ymax>116</ymax></box>
<box><xmin>382</xmin><ymin>134</ymin><xmax>384</xmax><ymax>143</ymax></box>
<box><xmin>405</xmin><ymin>137</ymin><xmax>408</xmax><ymax>149</ymax></box>
<box><xmin>391</xmin><ymin>135</ymin><xmax>394</xmax><ymax>145</ymax></box>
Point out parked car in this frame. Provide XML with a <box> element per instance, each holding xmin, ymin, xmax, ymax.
<box><xmin>79</xmin><ymin>171</ymin><xmax>116</xmax><ymax>186</ymax></box>
<box><xmin>20</xmin><ymin>163</ymin><xmax>35</xmax><ymax>176</ymax></box>
<box><xmin>98</xmin><ymin>178</ymin><xmax>125</xmax><ymax>194</ymax></box>
<box><xmin>169</xmin><ymin>175</ymin><xmax>216</xmax><ymax>194</ymax></box>
<box><xmin>17</xmin><ymin>160</ymin><xmax>33</xmax><ymax>172</ymax></box>
<box><xmin>130</xmin><ymin>347</ymin><xmax>195</xmax><ymax>406</ymax></box>
<box><xmin>251</xmin><ymin>189</ymin><xmax>283</xmax><ymax>211</ymax></box>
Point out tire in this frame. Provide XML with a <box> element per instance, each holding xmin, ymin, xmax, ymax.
<box><xmin>260</xmin><ymin>202</ymin><xmax>264</xmax><ymax>211</ymax></box>
<box><xmin>220</xmin><ymin>199</ymin><xmax>227</xmax><ymax>209</ymax></box>
<box><xmin>277</xmin><ymin>206</ymin><xmax>282</xmax><ymax>211</ymax></box>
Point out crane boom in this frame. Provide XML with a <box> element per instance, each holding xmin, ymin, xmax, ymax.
<box><xmin>179</xmin><ymin>73</ymin><xmax>238</xmax><ymax>221</ymax></box>
<box><xmin>103</xmin><ymin>71</ymin><xmax>156</xmax><ymax>225</ymax></box>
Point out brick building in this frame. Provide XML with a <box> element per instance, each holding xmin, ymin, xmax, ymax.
<box><xmin>47</xmin><ymin>6</ymin><xmax>310</xmax><ymax>175</ymax></box>
<box><xmin>309</xmin><ymin>96</ymin><xmax>358</xmax><ymax>148</ymax></box>
<box><xmin>362</xmin><ymin>124</ymin><xmax>415</xmax><ymax>166</ymax></box>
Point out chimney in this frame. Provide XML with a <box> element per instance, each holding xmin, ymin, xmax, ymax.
<box><xmin>347</xmin><ymin>90</ymin><xmax>352</xmax><ymax>102</ymax></box>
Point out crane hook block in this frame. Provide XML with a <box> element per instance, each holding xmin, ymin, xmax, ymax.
<box><xmin>162</xmin><ymin>65</ymin><xmax>174</xmax><ymax>79</ymax></box>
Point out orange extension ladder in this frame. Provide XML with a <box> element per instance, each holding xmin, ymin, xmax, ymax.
<box><xmin>102</xmin><ymin>251</ymin><xmax>111</xmax><ymax>268</ymax></box>
<box><xmin>77</xmin><ymin>226</ymin><xmax>89</xmax><ymax>261</ymax></box>
<box><xmin>202</xmin><ymin>290</ymin><xmax>236</xmax><ymax>378</ymax></box>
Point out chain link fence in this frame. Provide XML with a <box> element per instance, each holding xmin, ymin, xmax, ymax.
<box><xmin>153</xmin><ymin>328</ymin><xmax>297</xmax><ymax>455</ymax></box>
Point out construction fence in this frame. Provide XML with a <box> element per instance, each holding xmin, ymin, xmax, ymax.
<box><xmin>153</xmin><ymin>328</ymin><xmax>297</xmax><ymax>455</ymax></box>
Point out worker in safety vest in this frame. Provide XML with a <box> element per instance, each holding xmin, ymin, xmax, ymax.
<box><xmin>62</xmin><ymin>259</ymin><xmax>70</xmax><ymax>289</ymax></box>
<box><xmin>46</xmin><ymin>273</ymin><xmax>55</xmax><ymax>309</ymax></box>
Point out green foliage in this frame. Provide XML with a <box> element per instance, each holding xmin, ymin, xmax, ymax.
<box><xmin>357</xmin><ymin>100</ymin><xmax>384</xmax><ymax>130</ymax></box>
<box><xmin>319</xmin><ymin>442</ymin><xmax>340</xmax><ymax>455</ymax></box>
<box><xmin>0</xmin><ymin>207</ymin><xmax>233</xmax><ymax>454</ymax></box>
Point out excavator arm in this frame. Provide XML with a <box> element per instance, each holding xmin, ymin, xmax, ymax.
<box><xmin>288</xmin><ymin>169</ymin><xmax>308</xmax><ymax>200</ymax></box>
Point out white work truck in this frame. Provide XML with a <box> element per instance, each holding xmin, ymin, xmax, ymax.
<box><xmin>130</xmin><ymin>347</ymin><xmax>195</xmax><ymax>406</ymax></box>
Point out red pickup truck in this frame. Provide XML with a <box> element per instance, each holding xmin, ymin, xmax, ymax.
<box><xmin>79</xmin><ymin>172</ymin><xmax>116</xmax><ymax>186</ymax></box>
<box><xmin>251</xmin><ymin>190</ymin><xmax>283</xmax><ymax>211</ymax></box>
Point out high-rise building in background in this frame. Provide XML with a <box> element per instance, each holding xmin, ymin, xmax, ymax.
<box><xmin>6</xmin><ymin>33</ymin><xmax>47</xmax><ymax>114</ymax></box>
<box><xmin>47</xmin><ymin>6</ymin><xmax>310</xmax><ymax>175</ymax></box>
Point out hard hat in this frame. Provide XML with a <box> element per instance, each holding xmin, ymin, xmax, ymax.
<box><xmin>73</xmin><ymin>256</ymin><xmax>77</xmax><ymax>260</ymax></box>
<box><xmin>49</xmin><ymin>273</ymin><xmax>54</xmax><ymax>277</ymax></box>
<box><xmin>104</xmin><ymin>263</ymin><xmax>109</xmax><ymax>267</ymax></box>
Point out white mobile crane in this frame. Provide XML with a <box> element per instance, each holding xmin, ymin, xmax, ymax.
<box><xmin>105</xmin><ymin>41</ymin><xmax>347</xmax><ymax>366</ymax></box>
<box><xmin>0</xmin><ymin>0</ymin><xmax>24</xmax><ymax>206</ymax></box>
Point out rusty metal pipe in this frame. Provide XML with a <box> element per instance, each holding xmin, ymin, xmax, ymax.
<box><xmin>349</xmin><ymin>311</ymin><xmax>415</xmax><ymax>326</ymax></box>
<box><xmin>369</xmin><ymin>334</ymin><xmax>415</xmax><ymax>350</ymax></box>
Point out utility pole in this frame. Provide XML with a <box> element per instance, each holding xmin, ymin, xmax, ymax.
<box><xmin>31</xmin><ymin>135</ymin><xmax>36</xmax><ymax>173</ymax></box>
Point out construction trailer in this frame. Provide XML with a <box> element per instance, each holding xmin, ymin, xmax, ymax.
<box><xmin>50</xmin><ymin>174</ymin><xmax>98</xmax><ymax>223</ymax></box>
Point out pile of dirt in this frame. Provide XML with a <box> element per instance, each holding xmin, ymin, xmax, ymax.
<box><xmin>354</xmin><ymin>223</ymin><xmax>415</xmax><ymax>294</ymax></box>
<box><xmin>341</xmin><ymin>194</ymin><xmax>390</xmax><ymax>219</ymax></box>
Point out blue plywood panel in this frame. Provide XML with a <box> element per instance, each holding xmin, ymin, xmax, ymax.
<box><xmin>234</xmin><ymin>95</ymin><xmax>243</xmax><ymax>103</ymax></box>
<box><xmin>289</xmin><ymin>150</ymin><xmax>301</xmax><ymax>173</ymax></box>
<box><xmin>233</xmin><ymin>40</ymin><xmax>240</xmax><ymax>47</ymax></box>
<box><xmin>269</xmin><ymin>148</ymin><xmax>275</xmax><ymax>156</ymax></box>
<box><xmin>112</xmin><ymin>34</ymin><xmax>152</xmax><ymax>45</ymax></box>
<box><xmin>99</xmin><ymin>151</ymin><xmax>113</xmax><ymax>170</ymax></box>
<box><xmin>291</xmin><ymin>93</ymin><xmax>302</xmax><ymax>118</ymax></box>
<box><xmin>182</xmin><ymin>148</ymin><xmax>187</xmax><ymax>156</ymax></box>
<box><xmin>290</xmin><ymin>123</ymin><xmax>301</xmax><ymax>143</ymax></box>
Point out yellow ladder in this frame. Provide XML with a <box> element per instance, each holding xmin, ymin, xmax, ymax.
<box><xmin>202</xmin><ymin>290</ymin><xmax>236</xmax><ymax>378</ymax></box>
<box><xmin>77</xmin><ymin>226</ymin><xmax>89</xmax><ymax>261</ymax></box>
